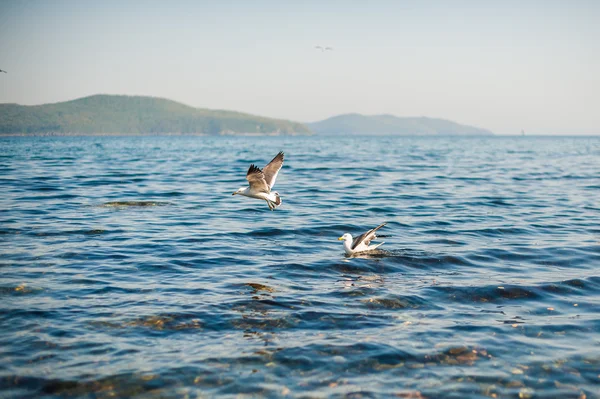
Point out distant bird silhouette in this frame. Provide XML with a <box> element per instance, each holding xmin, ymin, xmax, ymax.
<box><xmin>325</xmin><ymin>47</ymin><xmax>333</xmax><ymax>51</ymax></box>
<box><xmin>0</xmin><ymin>69</ymin><xmax>7</xmax><ymax>73</ymax></box>
<box><xmin>314</xmin><ymin>46</ymin><xmax>333</xmax><ymax>52</ymax></box>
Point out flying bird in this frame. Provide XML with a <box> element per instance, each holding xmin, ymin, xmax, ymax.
<box><xmin>315</xmin><ymin>46</ymin><xmax>333</xmax><ymax>52</ymax></box>
<box><xmin>232</xmin><ymin>151</ymin><xmax>284</xmax><ymax>211</ymax></box>
<box><xmin>0</xmin><ymin>69</ymin><xmax>7</xmax><ymax>73</ymax></box>
<box><xmin>338</xmin><ymin>223</ymin><xmax>387</xmax><ymax>255</ymax></box>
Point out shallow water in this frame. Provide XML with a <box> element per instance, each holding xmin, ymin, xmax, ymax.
<box><xmin>0</xmin><ymin>135</ymin><xmax>599</xmax><ymax>398</ymax></box>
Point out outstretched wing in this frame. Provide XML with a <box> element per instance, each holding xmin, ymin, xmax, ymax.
<box><xmin>262</xmin><ymin>151</ymin><xmax>284</xmax><ymax>189</ymax></box>
<box><xmin>351</xmin><ymin>223</ymin><xmax>387</xmax><ymax>250</ymax></box>
<box><xmin>246</xmin><ymin>164</ymin><xmax>270</xmax><ymax>193</ymax></box>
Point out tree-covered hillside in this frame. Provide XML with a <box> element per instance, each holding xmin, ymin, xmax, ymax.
<box><xmin>0</xmin><ymin>95</ymin><xmax>312</xmax><ymax>135</ymax></box>
<box><xmin>308</xmin><ymin>113</ymin><xmax>493</xmax><ymax>135</ymax></box>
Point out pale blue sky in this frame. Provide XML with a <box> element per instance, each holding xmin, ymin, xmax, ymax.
<box><xmin>1</xmin><ymin>0</ymin><xmax>598</xmax><ymax>134</ymax></box>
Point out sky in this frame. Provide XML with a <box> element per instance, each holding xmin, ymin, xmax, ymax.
<box><xmin>0</xmin><ymin>0</ymin><xmax>599</xmax><ymax>135</ymax></box>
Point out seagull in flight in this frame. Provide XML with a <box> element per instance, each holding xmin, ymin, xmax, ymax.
<box><xmin>232</xmin><ymin>151</ymin><xmax>285</xmax><ymax>211</ymax></box>
<box><xmin>0</xmin><ymin>69</ymin><xmax>7</xmax><ymax>73</ymax></box>
<box><xmin>338</xmin><ymin>223</ymin><xmax>387</xmax><ymax>255</ymax></box>
<box><xmin>315</xmin><ymin>46</ymin><xmax>333</xmax><ymax>52</ymax></box>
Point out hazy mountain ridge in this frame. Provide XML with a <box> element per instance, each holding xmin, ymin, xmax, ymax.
<box><xmin>0</xmin><ymin>95</ymin><xmax>494</xmax><ymax>136</ymax></box>
<box><xmin>0</xmin><ymin>95</ymin><xmax>312</xmax><ymax>135</ymax></box>
<box><xmin>308</xmin><ymin>113</ymin><xmax>493</xmax><ymax>135</ymax></box>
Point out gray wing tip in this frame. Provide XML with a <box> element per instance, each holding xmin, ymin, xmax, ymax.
<box><xmin>375</xmin><ymin>222</ymin><xmax>387</xmax><ymax>232</ymax></box>
<box><xmin>265</xmin><ymin>151</ymin><xmax>285</xmax><ymax>168</ymax></box>
<box><xmin>247</xmin><ymin>164</ymin><xmax>262</xmax><ymax>175</ymax></box>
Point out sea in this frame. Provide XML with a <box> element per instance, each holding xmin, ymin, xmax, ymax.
<box><xmin>0</xmin><ymin>135</ymin><xmax>599</xmax><ymax>398</ymax></box>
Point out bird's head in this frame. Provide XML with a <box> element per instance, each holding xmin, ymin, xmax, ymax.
<box><xmin>338</xmin><ymin>233</ymin><xmax>352</xmax><ymax>242</ymax></box>
<box><xmin>232</xmin><ymin>187</ymin><xmax>245</xmax><ymax>195</ymax></box>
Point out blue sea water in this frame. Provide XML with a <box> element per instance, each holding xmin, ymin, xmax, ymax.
<box><xmin>0</xmin><ymin>135</ymin><xmax>599</xmax><ymax>398</ymax></box>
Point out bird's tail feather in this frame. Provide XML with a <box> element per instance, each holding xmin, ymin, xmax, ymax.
<box><xmin>266</xmin><ymin>196</ymin><xmax>281</xmax><ymax>211</ymax></box>
<box><xmin>267</xmin><ymin>193</ymin><xmax>282</xmax><ymax>211</ymax></box>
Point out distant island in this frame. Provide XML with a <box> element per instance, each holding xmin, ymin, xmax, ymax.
<box><xmin>0</xmin><ymin>95</ymin><xmax>311</xmax><ymax>135</ymax></box>
<box><xmin>308</xmin><ymin>113</ymin><xmax>493</xmax><ymax>136</ymax></box>
<box><xmin>0</xmin><ymin>95</ymin><xmax>494</xmax><ymax>136</ymax></box>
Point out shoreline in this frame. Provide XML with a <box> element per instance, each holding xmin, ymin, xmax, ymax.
<box><xmin>0</xmin><ymin>132</ymin><xmax>315</xmax><ymax>137</ymax></box>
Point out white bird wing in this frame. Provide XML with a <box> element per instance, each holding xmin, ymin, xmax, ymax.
<box><xmin>246</xmin><ymin>165</ymin><xmax>270</xmax><ymax>193</ymax></box>
<box><xmin>262</xmin><ymin>151</ymin><xmax>284</xmax><ymax>189</ymax></box>
<box><xmin>351</xmin><ymin>223</ymin><xmax>386</xmax><ymax>250</ymax></box>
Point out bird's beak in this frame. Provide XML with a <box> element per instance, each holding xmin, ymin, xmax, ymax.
<box><xmin>338</xmin><ymin>236</ymin><xmax>344</xmax><ymax>241</ymax></box>
<box><xmin>232</xmin><ymin>192</ymin><xmax>236</xmax><ymax>196</ymax></box>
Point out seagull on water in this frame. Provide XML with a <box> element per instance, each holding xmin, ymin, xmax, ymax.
<box><xmin>232</xmin><ymin>151</ymin><xmax>284</xmax><ymax>211</ymax></box>
<box><xmin>338</xmin><ymin>223</ymin><xmax>387</xmax><ymax>255</ymax></box>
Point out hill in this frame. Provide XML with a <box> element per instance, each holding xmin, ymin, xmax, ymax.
<box><xmin>308</xmin><ymin>113</ymin><xmax>493</xmax><ymax>136</ymax></box>
<box><xmin>0</xmin><ymin>95</ymin><xmax>312</xmax><ymax>135</ymax></box>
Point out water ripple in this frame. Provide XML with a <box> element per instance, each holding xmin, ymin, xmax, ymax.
<box><xmin>1</xmin><ymin>135</ymin><xmax>599</xmax><ymax>398</ymax></box>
